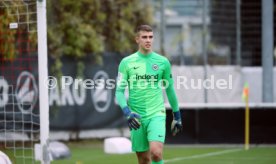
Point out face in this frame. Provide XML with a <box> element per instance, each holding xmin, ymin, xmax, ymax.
<box><xmin>136</xmin><ymin>31</ymin><xmax>154</xmax><ymax>53</ymax></box>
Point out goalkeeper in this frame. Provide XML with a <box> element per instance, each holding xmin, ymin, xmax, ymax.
<box><xmin>115</xmin><ymin>24</ymin><xmax>182</xmax><ymax>164</ymax></box>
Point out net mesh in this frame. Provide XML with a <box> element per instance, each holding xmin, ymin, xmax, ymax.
<box><xmin>0</xmin><ymin>0</ymin><xmax>39</xmax><ymax>163</ymax></box>
<box><xmin>0</xmin><ymin>0</ymin><xmax>37</xmax><ymax>32</ymax></box>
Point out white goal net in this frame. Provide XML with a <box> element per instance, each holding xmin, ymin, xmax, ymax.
<box><xmin>0</xmin><ymin>0</ymin><xmax>49</xmax><ymax>163</ymax></box>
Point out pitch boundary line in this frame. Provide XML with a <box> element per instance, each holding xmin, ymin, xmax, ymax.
<box><xmin>164</xmin><ymin>148</ymin><xmax>242</xmax><ymax>163</ymax></box>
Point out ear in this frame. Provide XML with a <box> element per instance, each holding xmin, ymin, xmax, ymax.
<box><xmin>135</xmin><ymin>36</ymin><xmax>139</xmax><ymax>44</ymax></box>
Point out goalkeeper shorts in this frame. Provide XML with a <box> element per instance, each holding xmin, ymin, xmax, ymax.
<box><xmin>131</xmin><ymin>116</ymin><xmax>166</xmax><ymax>152</ymax></box>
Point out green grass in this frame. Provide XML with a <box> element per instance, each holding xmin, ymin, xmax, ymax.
<box><xmin>2</xmin><ymin>140</ymin><xmax>276</xmax><ymax>164</ymax></box>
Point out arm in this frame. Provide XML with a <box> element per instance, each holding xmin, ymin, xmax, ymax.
<box><xmin>115</xmin><ymin>60</ymin><xmax>128</xmax><ymax>109</ymax></box>
<box><xmin>163</xmin><ymin>59</ymin><xmax>179</xmax><ymax>112</ymax></box>
<box><xmin>163</xmin><ymin>59</ymin><xmax>182</xmax><ymax>136</ymax></box>
<box><xmin>115</xmin><ymin>60</ymin><xmax>140</xmax><ymax>130</ymax></box>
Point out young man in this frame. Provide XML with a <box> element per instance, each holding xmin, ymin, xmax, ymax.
<box><xmin>115</xmin><ymin>25</ymin><xmax>182</xmax><ymax>164</ymax></box>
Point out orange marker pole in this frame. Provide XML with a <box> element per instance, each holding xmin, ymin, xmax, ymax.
<box><xmin>243</xmin><ymin>83</ymin><xmax>250</xmax><ymax>150</ymax></box>
<box><xmin>245</xmin><ymin>95</ymin><xmax>250</xmax><ymax>150</ymax></box>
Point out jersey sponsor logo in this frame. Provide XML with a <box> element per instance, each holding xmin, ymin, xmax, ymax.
<box><xmin>136</xmin><ymin>74</ymin><xmax>158</xmax><ymax>80</ymax></box>
<box><xmin>133</xmin><ymin>66</ymin><xmax>140</xmax><ymax>70</ymax></box>
<box><xmin>152</xmin><ymin>64</ymin><xmax>159</xmax><ymax>71</ymax></box>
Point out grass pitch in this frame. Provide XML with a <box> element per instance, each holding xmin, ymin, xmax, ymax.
<box><xmin>2</xmin><ymin>140</ymin><xmax>276</xmax><ymax>164</ymax></box>
<box><xmin>52</xmin><ymin>140</ymin><xmax>276</xmax><ymax>164</ymax></box>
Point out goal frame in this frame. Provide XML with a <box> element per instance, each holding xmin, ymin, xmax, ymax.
<box><xmin>37</xmin><ymin>0</ymin><xmax>50</xmax><ymax>163</ymax></box>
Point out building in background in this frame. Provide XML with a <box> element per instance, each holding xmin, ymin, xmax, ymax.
<box><xmin>150</xmin><ymin>0</ymin><xmax>208</xmax><ymax>65</ymax></box>
<box><xmin>149</xmin><ymin>0</ymin><xmax>275</xmax><ymax>66</ymax></box>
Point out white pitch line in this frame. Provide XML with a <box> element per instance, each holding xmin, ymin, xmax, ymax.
<box><xmin>164</xmin><ymin>148</ymin><xmax>242</xmax><ymax>163</ymax></box>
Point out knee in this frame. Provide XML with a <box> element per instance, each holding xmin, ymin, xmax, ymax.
<box><xmin>150</xmin><ymin>149</ymin><xmax>162</xmax><ymax>161</ymax></box>
<box><xmin>140</xmin><ymin>156</ymin><xmax>151</xmax><ymax>164</ymax></box>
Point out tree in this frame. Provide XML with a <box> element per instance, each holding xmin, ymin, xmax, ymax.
<box><xmin>47</xmin><ymin>0</ymin><xmax>153</xmax><ymax>63</ymax></box>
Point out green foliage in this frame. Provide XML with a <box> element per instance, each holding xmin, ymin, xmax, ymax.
<box><xmin>0</xmin><ymin>1</ymin><xmax>22</xmax><ymax>61</ymax></box>
<box><xmin>47</xmin><ymin>0</ymin><xmax>152</xmax><ymax>77</ymax></box>
<box><xmin>47</xmin><ymin>0</ymin><xmax>153</xmax><ymax>62</ymax></box>
<box><xmin>48</xmin><ymin>0</ymin><xmax>103</xmax><ymax>60</ymax></box>
<box><xmin>0</xmin><ymin>12</ymin><xmax>16</xmax><ymax>60</ymax></box>
<box><xmin>1</xmin><ymin>0</ymin><xmax>152</xmax><ymax>73</ymax></box>
<box><xmin>101</xmin><ymin>0</ymin><xmax>153</xmax><ymax>53</ymax></box>
<box><xmin>0</xmin><ymin>1</ymin><xmax>37</xmax><ymax>61</ymax></box>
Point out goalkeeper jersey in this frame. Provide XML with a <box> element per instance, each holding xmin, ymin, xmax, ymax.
<box><xmin>115</xmin><ymin>51</ymin><xmax>179</xmax><ymax>120</ymax></box>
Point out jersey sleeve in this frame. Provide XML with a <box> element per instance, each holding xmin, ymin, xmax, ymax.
<box><xmin>163</xmin><ymin>59</ymin><xmax>179</xmax><ymax>112</ymax></box>
<box><xmin>115</xmin><ymin>59</ymin><xmax>128</xmax><ymax>109</ymax></box>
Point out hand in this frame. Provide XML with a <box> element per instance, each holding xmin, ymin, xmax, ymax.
<box><xmin>171</xmin><ymin>111</ymin><xmax>182</xmax><ymax>136</ymax></box>
<box><xmin>122</xmin><ymin>107</ymin><xmax>141</xmax><ymax>130</ymax></box>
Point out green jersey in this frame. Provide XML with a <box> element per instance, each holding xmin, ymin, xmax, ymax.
<box><xmin>116</xmin><ymin>51</ymin><xmax>179</xmax><ymax>120</ymax></box>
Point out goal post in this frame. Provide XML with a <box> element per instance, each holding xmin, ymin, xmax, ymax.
<box><xmin>37</xmin><ymin>0</ymin><xmax>50</xmax><ymax>163</ymax></box>
<box><xmin>0</xmin><ymin>0</ymin><xmax>50</xmax><ymax>163</ymax></box>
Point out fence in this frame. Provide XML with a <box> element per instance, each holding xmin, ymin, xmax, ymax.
<box><xmin>150</xmin><ymin>0</ymin><xmax>271</xmax><ymax>66</ymax></box>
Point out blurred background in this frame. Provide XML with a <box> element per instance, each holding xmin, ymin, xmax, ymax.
<box><xmin>44</xmin><ymin>0</ymin><xmax>276</xmax><ymax>142</ymax></box>
<box><xmin>1</xmin><ymin>0</ymin><xmax>276</xmax><ymax>163</ymax></box>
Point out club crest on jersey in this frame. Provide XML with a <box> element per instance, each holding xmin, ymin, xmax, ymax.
<box><xmin>152</xmin><ymin>64</ymin><xmax>159</xmax><ymax>71</ymax></box>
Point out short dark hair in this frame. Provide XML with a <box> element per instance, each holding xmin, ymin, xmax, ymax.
<box><xmin>136</xmin><ymin>25</ymin><xmax>153</xmax><ymax>33</ymax></box>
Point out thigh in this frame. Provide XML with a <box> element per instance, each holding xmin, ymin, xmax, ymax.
<box><xmin>131</xmin><ymin>120</ymin><xmax>150</xmax><ymax>152</ymax></box>
<box><xmin>147</xmin><ymin>116</ymin><xmax>166</xmax><ymax>143</ymax></box>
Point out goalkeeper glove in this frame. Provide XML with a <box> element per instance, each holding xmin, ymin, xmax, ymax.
<box><xmin>171</xmin><ymin>111</ymin><xmax>182</xmax><ymax>136</ymax></box>
<box><xmin>122</xmin><ymin>106</ymin><xmax>141</xmax><ymax>130</ymax></box>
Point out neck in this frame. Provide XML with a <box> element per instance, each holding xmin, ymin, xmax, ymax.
<box><xmin>139</xmin><ymin>49</ymin><xmax>152</xmax><ymax>55</ymax></box>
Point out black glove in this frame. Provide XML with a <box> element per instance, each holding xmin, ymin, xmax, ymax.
<box><xmin>122</xmin><ymin>106</ymin><xmax>141</xmax><ymax>130</ymax></box>
<box><xmin>171</xmin><ymin>111</ymin><xmax>183</xmax><ymax>136</ymax></box>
